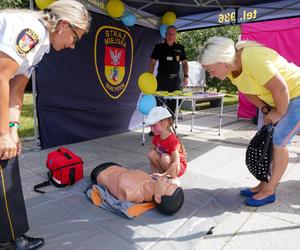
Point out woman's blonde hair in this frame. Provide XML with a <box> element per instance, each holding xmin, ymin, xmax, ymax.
<box><xmin>198</xmin><ymin>36</ymin><xmax>262</xmax><ymax>65</ymax></box>
<box><xmin>41</xmin><ymin>0</ymin><xmax>91</xmax><ymax>32</ymax></box>
<box><xmin>1</xmin><ymin>0</ymin><xmax>91</xmax><ymax>33</ymax></box>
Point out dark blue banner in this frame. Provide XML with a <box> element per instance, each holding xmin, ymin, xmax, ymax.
<box><xmin>37</xmin><ymin>12</ymin><xmax>161</xmax><ymax>148</ymax></box>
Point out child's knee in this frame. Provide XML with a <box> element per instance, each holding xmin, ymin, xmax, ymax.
<box><xmin>161</xmin><ymin>154</ymin><xmax>172</xmax><ymax>165</ymax></box>
<box><xmin>148</xmin><ymin>149</ymin><xmax>157</xmax><ymax>160</ymax></box>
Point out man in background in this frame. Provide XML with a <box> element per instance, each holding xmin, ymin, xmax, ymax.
<box><xmin>149</xmin><ymin>25</ymin><xmax>189</xmax><ymax>127</ymax></box>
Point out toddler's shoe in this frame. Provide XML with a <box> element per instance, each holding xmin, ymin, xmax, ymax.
<box><xmin>246</xmin><ymin>193</ymin><xmax>276</xmax><ymax>207</ymax></box>
<box><xmin>240</xmin><ymin>188</ymin><xmax>258</xmax><ymax>197</ymax></box>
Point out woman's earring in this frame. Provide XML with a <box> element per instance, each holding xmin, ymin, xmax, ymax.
<box><xmin>59</xmin><ymin>25</ymin><xmax>65</xmax><ymax>34</ymax></box>
<box><xmin>58</xmin><ymin>23</ymin><xmax>66</xmax><ymax>34</ymax></box>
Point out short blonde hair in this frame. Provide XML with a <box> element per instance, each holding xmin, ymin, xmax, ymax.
<box><xmin>198</xmin><ymin>36</ymin><xmax>262</xmax><ymax>65</ymax></box>
<box><xmin>0</xmin><ymin>0</ymin><xmax>91</xmax><ymax>33</ymax></box>
<box><xmin>41</xmin><ymin>0</ymin><xmax>91</xmax><ymax>33</ymax></box>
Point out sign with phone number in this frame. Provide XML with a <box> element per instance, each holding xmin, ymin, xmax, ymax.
<box><xmin>218</xmin><ymin>9</ymin><xmax>258</xmax><ymax>23</ymax></box>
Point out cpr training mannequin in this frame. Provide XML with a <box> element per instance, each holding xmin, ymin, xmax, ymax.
<box><xmin>146</xmin><ymin>107</ymin><xmax>187</xmax><ymax>181</ymax></box>
<box><xmin>90</xmin><ymin>162</ymin><xmax>184</xmax><ymax>215</ymax></box>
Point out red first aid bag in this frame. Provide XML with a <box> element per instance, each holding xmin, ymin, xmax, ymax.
<box><xmin>34</xmin><ymin>147</ymin><xmax>83</xmax><ymax>193</ymax></box>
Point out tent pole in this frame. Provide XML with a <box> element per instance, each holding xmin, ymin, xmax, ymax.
<box><xmin>31</xmin><ymin>70</ymin><xmax>39</xmax><ymax>150</ymax></box>
<box><xmin>29</xmin><ymin>0</ymin><xmax>39</xmax><ymax>150</ymax></box>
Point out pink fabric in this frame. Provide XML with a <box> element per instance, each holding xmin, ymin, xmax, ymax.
<box><xmin>241</xmin><ymin>17</ymin><xmax>300</xmax><ymax>66</ymax></box>
<box><xmin>238</xmin><ymin>17</ymin><xmax>300</xmax><ymax>118</ymax></box>
<box><xmin>237</xmin><ymin>92</ymin><xmax>257</xmax><ymax>119</ymax></box>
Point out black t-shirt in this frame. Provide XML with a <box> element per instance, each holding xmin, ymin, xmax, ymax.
<box><xmin>151</xmin><ymin>42</ymin><xmax>187</xmax><ymax>77</ymax></box>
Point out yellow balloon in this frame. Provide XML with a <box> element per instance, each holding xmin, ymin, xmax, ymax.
<box><xmin>162</xmin><ymin>11</ymin><xmax>176</xmax><ymax>25</ymax></box>
<box><xmin>138</xmin><ymin>73</ymin><xmax>157</xmax><ymax>94</ymax></box>
<box><xmin>35</xmin><ymin>0</ymin><xmax>55</xmax><ymax>10</ymax></box>
<box><xmin>106</xmin><ymin>0</ymin><xmax>125</xmax><ymax>18</ymax></box>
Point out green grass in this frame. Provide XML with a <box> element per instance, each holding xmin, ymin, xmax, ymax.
<box><xmin>20</xmin><ymin>93</ymin><xmax>238</xmax><ymax>138</ymax></box>
<box><xmin>185</xmin><ymin>93</ymin><xmax>238</xmax><ymax>111</ymax></box>
<box><xmin>223</xmin><ymin>94</ymin><xmax>239</xmax><ymax>106</ymax></box>
<box><xmin>20</xmin><ymin>93</ymin><xmax>35</xmax><ymax>138</ymax></box>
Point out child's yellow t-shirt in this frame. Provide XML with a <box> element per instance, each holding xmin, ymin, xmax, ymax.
<box><xmin>228</xmin><ymin>46</ymin><xmax>300</xmax><ymax>106</ymax></box>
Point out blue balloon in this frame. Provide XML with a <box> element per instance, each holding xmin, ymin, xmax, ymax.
<box><xmin>160</xmin><ymin>24</ymin><xmax>167</xmax><ymax>38</ymax></box>
<box><xmin>121</xmin><ymin>11</ymin><xmax>137</xmax><ymax>26</ymax></box>
<box><xmin>138</xmin><ymin>95</ymin><xmax>157</xmax><ymax>115</ymax></box>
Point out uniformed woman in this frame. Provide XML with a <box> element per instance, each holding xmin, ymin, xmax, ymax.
<box><xmin>0</xmin><ymin>1</ymin><xmax>91</xmax><ymax>248</ymax></box>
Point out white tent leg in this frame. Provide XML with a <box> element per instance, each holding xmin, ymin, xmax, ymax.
<box><xmin>31</xmin><ymin>70</ymin><xmax>39</xmax><ymax>150</ymax></box>
<box><xmin>29</xmin><ymin>0</ymin><xmax>34</xmax><ymax>9</ymax></box>
<box><xmin>29</xmin><ymin>0</ymin><xmax>39</xmax><ymax>150</ymax></box>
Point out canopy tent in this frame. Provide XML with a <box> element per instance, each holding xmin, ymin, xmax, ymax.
<box><xmin>82</xmin><ymin>0</ymin><xmax>300</xmax><ymax>30</ymax></box>
<box><xmin>32</xmin><ymin>0</ymin><xmax>300</xmax><ymax>148</ymax></box>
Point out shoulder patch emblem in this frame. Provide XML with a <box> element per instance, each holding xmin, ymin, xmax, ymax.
<box><xmin>15</xmin><ymin>29</ymin><xmax>39</xmax><ymax>56</ymax></box>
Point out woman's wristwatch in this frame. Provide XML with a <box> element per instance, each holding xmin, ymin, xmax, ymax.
<box><xmin>261</xmin><ymin>105</ymin><xmax>272</xmax><ymax>114</ymax></box>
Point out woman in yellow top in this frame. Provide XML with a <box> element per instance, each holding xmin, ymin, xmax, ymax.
<box><xmin>198</xmin><ymin>36</ymin><xmax>300</xmax><ymax>207</ymax></box>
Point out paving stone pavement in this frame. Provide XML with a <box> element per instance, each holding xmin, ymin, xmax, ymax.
<box><xmin>20</xmin><ymin>105</ymin><xmax>240</xmax><ymax>153</ymax></box>
<box><xmin>18</xmin><ymin>105</ymin><xmax>300</xmax><ymax>250</ymax></box>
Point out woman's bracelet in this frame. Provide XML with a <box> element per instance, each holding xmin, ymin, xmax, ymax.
<box><xmin>9</xmin><ymin>121</ymin><xmax>20</xmax><ymax>129</ymax></box>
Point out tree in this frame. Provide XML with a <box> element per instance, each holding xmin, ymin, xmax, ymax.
<box><xmin>177</xmin><ymin>25</ymin><xmax>240</xmax><ymax>94</ymax></box>
<box><xmin>0</xmin><ymin>0</ymin><xmax>29</xmax><ymax>9</ymax></box>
